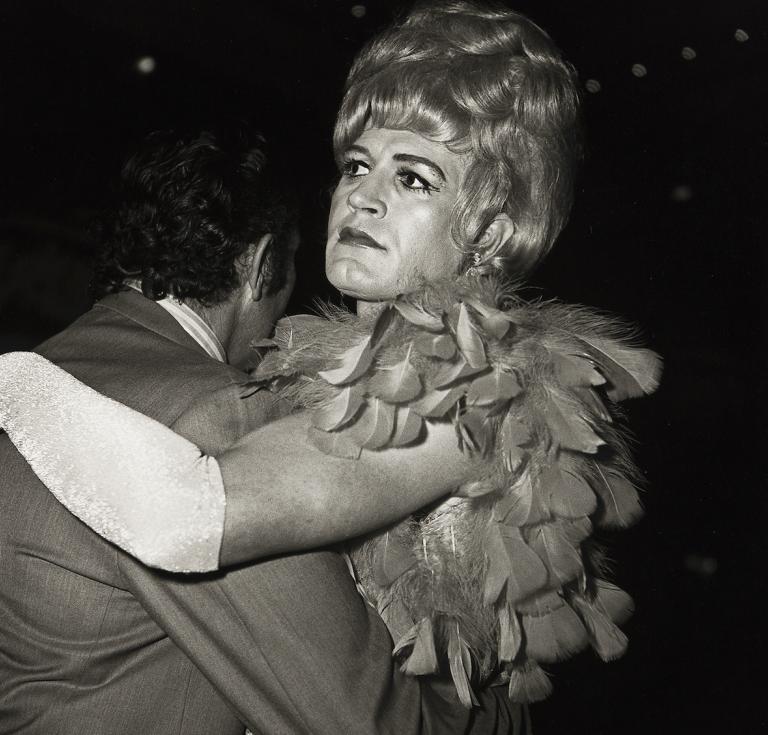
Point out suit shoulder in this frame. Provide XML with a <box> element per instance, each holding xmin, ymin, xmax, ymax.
<box><xmin>171</xmin><ymin>382</ymin><xmax>291</xmax><ymax>453</ymax></box>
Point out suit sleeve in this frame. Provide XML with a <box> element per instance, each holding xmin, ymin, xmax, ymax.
<box><xmin>170</xmin><ymin>382</ymin><xmax>292</xmax><ymax>455</ymax></box>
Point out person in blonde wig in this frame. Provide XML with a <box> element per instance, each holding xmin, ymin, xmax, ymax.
<box><xmin>334</xmin><ymin>1</ymin><xmax>582</xmax><ymax>277</ymax></box>
<box><xmin>0</xmin><ymin>1</ymin><xmax>660</xmax><ymax>728</ymax></box>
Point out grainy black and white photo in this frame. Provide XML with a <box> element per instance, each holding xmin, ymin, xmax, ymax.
<box><xmin>0</xmin><ymin>1</ymin><xmax>763</xmax><ymax>733</ymax></box>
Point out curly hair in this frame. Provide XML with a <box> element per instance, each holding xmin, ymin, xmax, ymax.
<box><xmin>334</xmin><ymin>0</ymin><xmax>583</xmax><ymax>277</ymax></box>
<box><xmin>93</xmin><ymin>125</ymin><xmax>295</xmax><ymax>304</ymax></box>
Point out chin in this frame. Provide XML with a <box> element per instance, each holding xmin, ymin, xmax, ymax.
<box><xmin>326</xmin><ymin>260</ymin><xmax>387</xmax><ymax>301</ymax></box>
<box><xmin>331</xmin><ymin>280</ymin><xmax>389</xmax><ymax>302</ymax></box>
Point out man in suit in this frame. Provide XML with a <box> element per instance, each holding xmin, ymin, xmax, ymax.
<box><xmin>0</xmin><ymin>127</ymin><xmax>515</xmax><ymax>733</ymax></box>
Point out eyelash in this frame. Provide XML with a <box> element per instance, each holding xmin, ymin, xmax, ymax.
<box><xmin>340</xmin><ymin>159</ymin><xmax>439</xmax><ymax>196</ymax></box>
<box><xmin>396</xmin><ymin>167</ymin><xmax>438</xmax><ymax>195</ymax></box>
<box><xmin>341</xmin><ymin>159</ymin><xmax>369</xmax><ymax>179</ymax></box>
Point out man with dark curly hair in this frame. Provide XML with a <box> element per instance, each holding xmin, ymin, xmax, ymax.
<box><xmin>0</xmin><ymin>127</ymin><xmax>313</xmax><ymax>732</ymax></box>
<box><xmin>92</xmin><ymin>126</ymin><xmax>299</xmax><ymax>369</ymax></box>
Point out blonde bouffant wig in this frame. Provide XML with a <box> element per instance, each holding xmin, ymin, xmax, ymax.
<box><xmin>333</xmin><ymin>1</ymin><xmax>582</xmax><ymax>277</ymax></box>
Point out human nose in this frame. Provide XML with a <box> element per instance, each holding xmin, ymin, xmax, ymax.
<box><xmin>347</xmin><ymin>173</ymin><xmax>387</xmax><ymax>217</ymax></box>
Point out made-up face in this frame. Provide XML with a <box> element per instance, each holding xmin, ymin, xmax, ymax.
<box><xmin>326</xmin><ymin>127</ymin><xmax>469</xmax><ymax>302</ymax></box>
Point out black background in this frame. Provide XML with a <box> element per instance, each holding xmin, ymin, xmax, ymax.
<box><xmin>1</xmin><ymin>1</ymin><xmax>765</xmax><ymax>732</ymax></box>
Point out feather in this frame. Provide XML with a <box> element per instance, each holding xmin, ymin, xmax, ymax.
<box><xmin>454</xmin><ymin>302</ymin><xmax>487</xmax><ymax>369</ymax></box>
<box><xmin>392</xmin><ymin>619</ymin><xmax>420</xmax><ymax>656</ymax></box>
<box><xmin>538</xmin><ymin>466</ymin><xmax>597</xmax><ymax>519</ymax></box>
<box><xmin>273</xmin><ymin>313</ymin><xmax>329</xmax><ymax>350</ymax></box>
<box><xmin>318</xmin><ymin>335</ymin><xmax>373</xmax><ymax>385</ymax></box>
<box><xmin>483</xmin><ymin>523</ymin><xmax>548</xmax><ymax>606</ymax></box>
<box><xmin>542</xmin><ymin>392</ymin><xmax>604</xmax><ymax>454</ymax></box>
<box><xmin>463</xmin><ymin>296</ymin><xmax>515</xmax><ymax>340</ymax></box>
<box><xmin>250</xmin><ymin>350</ymin><xmax>297</xmax><ymax>382</ymax></box>
<box><xmin>413</xmin><ymin>332</ymin><xmax>456</xmax><ymax>360</ymax></box>
<box><xmin>522</xmin><ymin>601</ymin><xmax>589</xmax><ymax>663</ymax></box>
<box><xmin>573</xmin><ymin>385</ymin><xmax>612</xmax><ymax>422</ymax></box>
<box><xmin>552</xmin><ymin>352</ymin><xmax>606</xmax><ymax>388</ymax></box>
<box><xmin>493</xmin><ymin>474</ymin><xmax>535</xmax><ymax>527</ymax></box>
<box><xmin>564</xmin><ymin>516</ymin><xmax>593</xmax><ymax>544</ymax></box>
<box><xmin>250</xmin><ymin>337</ymin><xmax>277</xmax><ymax>348</ymax></box>
<box><xmin>367</xmin><ymin>347</ymin><xmax>422</xmax><ymax>403</ymax></box>
<box><xmin>595</xmin><ymin>579</ymin><xmax>635</xmax><ymax>625</ymax></box>
<box><xmin>370</xmin><ymin>303</ymin><xmax>398</xmax><ymax>349</ymax></box>
<box><xmin>500</xmin><ymin>417</ymin><xmax>530</xmax><ymax>473</ymax></box>
<box><xmin>456</xmin><ymin>478</ymin><xmax>497</xmax><ymax>498</ymax></box>
<box><xmin>411</xmin><ymin>384</ymin><xmax>465</xmax><ymax>418</ymax></box>
<box><xmin>393</xmin><ymin>300</ymin><xmax>444</xmax><ymax>332</ymax></box>
<box><xmin>379</xmin><ymin>598</ymin><xmax>414</xmax><ymax>645</ymax></box>
<box><xmin>515</xmin><ymin>589</ymin><xmax>563</xmax><ymax>616</ymax></box>
<box><xmin>448</xmin><ymin>622</ymin><xmax>478</xmax><ymax>708</ymax></box>
<box><xmin>467</xmin><ymin>365</ymin><xmax>522</xmax><ymax>406</ymax></box>
<box><xmin>310</xmin><ymin>387</ymin><xmax>364</xmax><ymax>431</ymax></box>
<box><xmin>498</xmin><ymin>605</ymin><xmax>522</xmax><ymax>662</ymax></box>
<box><xmin>457</xmin><ymin>407</ymin><xmax>495</xmax><ymax>456</ymax></box>
<box><xmin>253</xmin><ymin>275</ymin><xmax>659</xmax><ymax>703</ymax></box>
<box><xmin>394</xmin><ymin>618</ymin><xmax>439</xmax><ymax>676</ymax></box>
<box><xmin>391</xmin><ymin>406</ymin><xmax>424</xmax><ymax>446</ymax></box>
<box><xmin>306</xmin><ymin>427</ymin><xmax>362</xmax><ymax>459</ymax></box>
<box><xmin>575</xmin><ymin>335</ymin><xmax>661</xmax><ymax>401</ymax></box>
<box><xmin>433</xmin><ymin>357</ymin><xmax>487</xmax><ymax>388</ymax></box>
<box><xmin>507</xmin><ymin>661</ymin><xmax>553</xmax><ymax>703</ymax></box>
<box><xmin>374</xmin><ymin>531</ymin><xmax>418</xmax><ymax>586</ymax></box>
<box><xmin>344</xmin><ymin>398</ymin><xmax>395</xmax><ymax>450</ymax></box>
<box><xmin>571</xmin><ymin>594</ymin><xmax>628</xmax><ymax>661</ymax></box>
<box><xmin>528</xmin><ymin>522</ymin><xmax>583</xmax><ymax>587</ymax></box>
<box><xmin>591</xmin><ymin>464</ymin><xmax>643</xmax><ymax>528</ymax></box>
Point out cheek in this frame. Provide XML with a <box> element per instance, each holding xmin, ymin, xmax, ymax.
<box><xmin>409</xmin><ymin>199</ymin><xmax>453</xmax><ymax>238</ymax></box>
<box><xmin>327</xmin><ymin>188</ymin><xmax>345</xmax><ymax>235</ymax></box>
<box><xmin>403</xmin><ymin>207</ymin><xmax>460</xmax><ymax>275</ymax></box>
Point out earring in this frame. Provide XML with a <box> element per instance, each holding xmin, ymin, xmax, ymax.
<box><xmin>466</xmin><ymin>251</ymin><xmax>482</xmax><ymax>277</ymax></box>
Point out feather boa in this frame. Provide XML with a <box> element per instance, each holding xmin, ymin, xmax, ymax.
<box><xmin>250</xmin><ymin>275</ymin><xmax>661</xmax><ymax>706</ymax></box>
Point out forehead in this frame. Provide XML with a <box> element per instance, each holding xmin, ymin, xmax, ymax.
<box><xmin>351</xmin><ymin>127</ymin><xmax>467</xmax><ymax>185</ymax></box>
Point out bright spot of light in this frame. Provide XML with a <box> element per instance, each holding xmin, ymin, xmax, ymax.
<box><xmin>631</xmin><ymin>63</ymin><xmax>647</xmax><ymax>78</ymax></box>
<box><xmin>671</xmin><ymin>185</ymin><xmax>693</xmax><ymax>202</ymax></box>
<box><xmin>135</xmin><ymin>56</ymin><xmax>156</xmax><ymax>75</ymax></box>
<box><xmin>681</xmin><ymin>46</ymin><xmax>697</xmax><ymax>61</ymax></box>
<box><xmin>351</xmin><ymin>4</ymin><xmax>366</xmax><ymax>18</ymax></box>
<box><xmin>734</xmin><ymin>28</ymin><xmax>749</xmax><ymax>42</ymax></box>
<box><xmin>585</xmin><ymin>79</ymin><xmax>601</xmax><ymax>93</ymax></box>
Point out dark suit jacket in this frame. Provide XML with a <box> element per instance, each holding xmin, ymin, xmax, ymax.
<box><xmin>0</xmin><ymin>290</ymin><xmax>517</xmax><ymax>734</ymax></box>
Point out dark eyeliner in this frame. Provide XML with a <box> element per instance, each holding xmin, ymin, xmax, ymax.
<box><xmin>341</xmin><ymin>157</ymin><xmax>369</xmax><ymax>177</ymax></box>
<box><xmin>396</xmin><ymin>167</ymin><xmax>439</xmax><ymax>194</ymax></box>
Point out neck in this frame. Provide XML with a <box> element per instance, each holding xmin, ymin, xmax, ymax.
<box><xmin>355</xmin><ymin>300</ymin><xmax>389</xmax><ymax>320</ymax></box>
<box><xmin>189</xmin><ymin>299</ymin><xmax>235</xmax><ymax>358</ymax></box>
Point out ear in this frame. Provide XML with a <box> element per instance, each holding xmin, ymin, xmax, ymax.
<box><xmin>477</xmin><ymin>214</ymin><xmax>515</xmax><ymax>257</ymax></box>
<box><xmin>246</xmin><ymin>233</ymin><xmax>274</xmax><ymax>302</ymax></box>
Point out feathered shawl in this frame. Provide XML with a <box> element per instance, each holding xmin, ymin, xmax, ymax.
<box><xmin>250</xmin><ymin>275</ymin><xmax>661</xmax><ymax>707</ymax></box>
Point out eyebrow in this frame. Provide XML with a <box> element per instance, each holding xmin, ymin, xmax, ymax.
<box><xmin>344</xmin><ymin>144</ymin><xmax>447</xmax><ymax>184</ymax></box>
<box><xmin>393</xmin><ymin>154</ymin><xmax>446</xmax><ymax>184</ymax></box>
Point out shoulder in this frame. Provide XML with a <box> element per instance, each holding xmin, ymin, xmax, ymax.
<box><xmin>172</xmin><ymin>383</ymin><xmax>291</xmax><ymax>454</ymax></box>
<box><xmin>37</xmin><ymin>300</ymin><xmax>251</xmax><ymax>427</ymax></box>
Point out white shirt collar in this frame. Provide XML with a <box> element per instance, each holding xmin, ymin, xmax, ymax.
<box><xmin>125</xmin><ymin>281</ymin><xmax>227</xmax><ymax>363</ymax></box>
